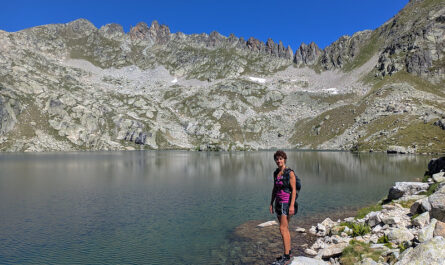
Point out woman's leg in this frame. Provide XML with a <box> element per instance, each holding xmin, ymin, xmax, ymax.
<box><xmin>279</xmin><ymin>214</ymin><xmax>291</xmax><ymax>255</ymax></box>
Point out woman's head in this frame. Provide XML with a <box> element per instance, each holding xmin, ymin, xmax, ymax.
<box><xmin>274</xmin><ymin>150</ymin><xmax>287</xmax><ymax>167</ymax></box>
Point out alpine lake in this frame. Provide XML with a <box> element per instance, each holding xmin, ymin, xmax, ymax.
<box><xmin>0</xmin><ymin>151</ymin><xmax>434</xmax><ymax>264</ymax></box>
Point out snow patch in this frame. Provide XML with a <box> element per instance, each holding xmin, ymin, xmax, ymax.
<box><xmin>248</xmin><ymin>76</ymin><xmax>266</xmax><ymax>83</ymax></box>
<box><xmin>322</xmin><ymin>88</ymin><xmax>339</xmax><ymax>95</ymax></box>
<box><xmin>171</xmin><ymin>77</ymin><xmax>178</xmax><ymax>84</ymax></box>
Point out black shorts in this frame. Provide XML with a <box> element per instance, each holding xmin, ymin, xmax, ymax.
<box><xmin>275</xmin><ymin>201</ymin><xmax>298</xmax><ymax>217</ymax></box>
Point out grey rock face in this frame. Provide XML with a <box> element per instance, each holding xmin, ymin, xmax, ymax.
<box><xmin>394</xmin><ymin>236</ymin><xmax>445</xmax><ymax>265</ymax></box>
<box><xmin>434</xmin><ymin>220</ymin><xmax>445</xmax><ymax>237</ymax></box>
<box><xmin>387</xmin><ymin>227</ymin><xmax>414</xmax><ymax>244</ymax></box>
<box><xmin>294</xmin><ymin>42</ymin><xmax>322</xmax><ymax>66</ymax></box>
<box><xmin>412</xmin><ymin>212</ymin><xmax>430</xmax><ymax>228</ymax></box>
<box><xmin>429</xmin><ymin>185</ymin><xmax>445</xmax><ymax>222</ymax></box>
<box><xmin>418</xmin><ymin>218</ymin><xmax>437</xmax><ymax>242</ymax></box>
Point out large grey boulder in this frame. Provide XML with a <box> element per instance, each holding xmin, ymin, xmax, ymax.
<box><xmin>387</xmin><ymin>145</ymin><xmax>407</xmax><ymax>154</ymax></box>
<box><xmin>410</xmin><ymin>197</ymin><xmax>432</xmax><ymax>215</ymax></box>
<box><xmin>394</xmin><ymin>236</ymin><xmax>445</xmax><ymax>265</ymax></box>
<box><xmin>387</xmin><ymin>227</ymin><xmax>414</xmax><ymax>244</ymax></box>
<box><xmin>316</xmin><ymin>243</ymin><xmax>349</xmax><ymax>259</ymax></box>
<box><xmin>429</xmin><ymin>185</ymin><xmax>445</xmax><ymax>222</ymax></box>
<box><xmin>434</xmin><ymin>220</ymin><xmax>445</xmax><ymax>237</ymax></box>
<box><xmin>290</xmin><ymin>256</ymin><xmax>328</xmax><ymax>265</ymax></box>
<box><xmin>432</xmin><ymin>172</ymin><xmax>445</xmax><ymax>183</ymax></box>
<box><xmin>388</xmin><ymin>182</ymin><xmax>429</xmax><ymax>200</ymax></box>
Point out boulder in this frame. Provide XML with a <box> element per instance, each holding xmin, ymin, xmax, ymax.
<box><xmin>432</xmin><ymin>172</ymin><xmax>445</xmax><ymax>183</ymax></box>
<box><xmin>290</xmin><ymin>256</ymin><xmax>328</xmax><ymax>265</ymax></box>
<box><xmin>394</xmin><ymin>236</ymin><xmax>445</xmax><ymax>265</ymax></box>
<box><xmin>412</xmin><ymin>212</ymin><xmax>430</xmax><ymax>228</ymax></box>
<box><xmin>317</xmin><ymin>242</ymin><xmax>349</xmax><ymax>259</ymax></box>
<box><xmin>387</xmin><ymin>145</ymin><xmax>407</xmax><ymax>154</ymax></box>
<box><xmin>429</xmin><ymin>186</ymin><xmax>445</xmax><ymax>222</ymax></box>
<box><xmin>426</xmin><ymin>157</ymin><xmax>445</xmax><ymax>176</ymax></box>
<box><xmin>304</xmin><ymin>248</ymin><xmax>318</xmax><ymax>256</ymax></box>
<box><xmin>387</xmin><ymin>227</ymin><xmax>414</xmax><ymax>244</ymax></box>
<box><xmin>366</xmin><ymin>211</ymin><xmax>381</xmax><ymax>227</ymax></box>
<box><xmin>418</xmin><ymin>218</ymin><xmax>437</xmax><ymax>242</ymax></box>
<box><xmin>434</xmin><ymin>220</ymin><xmax>445</xmax><ymax>237</ymax></box>
<box><xmin>388</xmin><ymin>182</ymin><xmax>429</xmax><ymax>200</ymax></box>
<box><xmin>410</xmin><ymin>197</ymin><xmax>431</xmax><ymax>215</ymax></box>
<box><xmin>257</xmin><ymin>220</ymin><xmax>277</xmax><ymax>227</ymax></box>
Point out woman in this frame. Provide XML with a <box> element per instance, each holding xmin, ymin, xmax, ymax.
<box><xmin>269</xmin><ymin>150</ymin><xmax>298</xmax><ymax>265</ymax></box>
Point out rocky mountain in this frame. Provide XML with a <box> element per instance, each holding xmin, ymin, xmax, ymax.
<box><xmin>0</xmin><ymin>0</ymin><xmax>444</xmax><ymax>153</ymax></box>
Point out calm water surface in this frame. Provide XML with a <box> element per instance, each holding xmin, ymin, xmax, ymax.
<box><xmin>0</xmin><ymin>151</ymin><xmax>433</xmax><ymax>264</ymax></box>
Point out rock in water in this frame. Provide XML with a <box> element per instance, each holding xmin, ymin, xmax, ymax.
<box><xmin>388</xmin><ymin>182</ymin><xmax>429</xmax><ymax>200</ymax></box>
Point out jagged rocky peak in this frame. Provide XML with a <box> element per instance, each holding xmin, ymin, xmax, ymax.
<box><xmin>294</xmin><ymin>42</ymin><xmax>322</xmax><ymax>66</ymax></box>
<box><xmin>129</xmin><ymin>20</ymin><xmax>171</xmax><ymax>44</ymax></box>
<box><xmin>265</xmin><ymin>38</ymin><xmax>294</xmax><ymax>60</ymax></box>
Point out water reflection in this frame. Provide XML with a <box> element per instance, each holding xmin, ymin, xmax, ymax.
<box><xmin>0</xmin><ymin>151</ymin><xmax>433</xmax><ymax>265</ymax></box>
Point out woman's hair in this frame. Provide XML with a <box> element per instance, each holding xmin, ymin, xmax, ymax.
<box><xmin>273</xmin><ymin>150</ymin><xmax>287</xmax><ymax>161</ymax></box>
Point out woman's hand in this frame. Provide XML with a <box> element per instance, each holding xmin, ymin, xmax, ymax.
<box><xmin>289</xmin><ymin>205</ymin><xmax>295</xmax><ymax>216</ymax></box>
<box><xmin>269</xmin><ymin>205</ymin><xmax>274</xmax><ymax>214</ymax></box>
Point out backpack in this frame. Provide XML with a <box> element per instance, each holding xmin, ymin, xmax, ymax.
<box><xmin>274</xmin><ymin>167</ymin><xmax>302</xmax><ymax>200</ymax></box>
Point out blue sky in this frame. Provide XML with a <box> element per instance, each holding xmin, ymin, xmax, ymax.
<box><xmin>2</xmin><ymin>0</ymin><xmax>408</xmax><ymax>49</ymax></box>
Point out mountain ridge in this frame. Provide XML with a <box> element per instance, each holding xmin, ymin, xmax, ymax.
<box><xmin>0</xmin><ymin>0</ymin><xmax>444</xmax><ymax>153</ymax></box>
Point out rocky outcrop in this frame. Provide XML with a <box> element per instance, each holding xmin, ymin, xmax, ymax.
<box><xmin>429</xmin><ymin>185</ymin><xmax>445</xmax><ymax>222</ymax></box>
<box><xmin>394</xmin><ymin>236</ymin><xmax>445</xmax><ymax>265</ymax></box>
<box><xmin>387</xmin><ymin>182</ymin><xmax>429</xmax><ymax>200</ymax></box>
<box><xmin>294</xmin><ymin>42</ymin><xmax>322</xmax><ymax>66</ymax></box>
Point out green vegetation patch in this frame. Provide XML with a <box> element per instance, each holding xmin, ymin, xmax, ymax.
<box><xmin>340</xmin><ymin>222</ymin><xmax>371</xmax><ymax>237</ymax></box>
<box><xmin>355</xmin><ymin>203</ymin><xmax>383</xmax><ymax>220</ymax></box>
<box><xmin>418</xmin><ymin>183</ymin><xmax>439</xmax><ymax>196</ymax></box>
<box><xmin>219</xmin><ymin>113</ymin><xmax>244</xmax><ymax>143</ymax></box>
<box><xmin>290</xmin><ymin>104</ymin><xmax>365</xmax><ymax>147</ymax></box>
<box><xmin>340</xmin><ymin>240</ymin><xmax>383</xmax><ymax>265</ymax></box>
<box><xmin>343</xmin><ymin>32</ymin><xmax>382</xmax><ymax>72</ymax></box>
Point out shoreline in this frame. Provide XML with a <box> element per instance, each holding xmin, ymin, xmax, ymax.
<box><xmin>227</xmin><ymin>157</ymin><xmax>445</xmax><ymax>264</ymax></box>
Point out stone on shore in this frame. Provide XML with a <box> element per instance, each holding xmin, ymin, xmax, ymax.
<box><xmin>410</xmin><ymin>197</ymin><xmax>432</xmax><ymax>215</ymax></box>
<box><xmin>316</xmin><ymin>242</ymin><xmax>349</xmax><ymax>259</ymax></box>
<box><xmin>387</xmin><ymin>227</ymin><xmax>414</xmax><ymax>244</ymax></box>
<box><xmin>418</xmin><ymin>219</ymin><xmax>437</xmax><ymax>242</ymax></box>
<box><xmin>257</xmin><ymin>220</ymin><xmax>277</xmax><ymax>227</ymax></box>
<box><xmin>388</xmin><ymin>182</ymin><xmax>429</xmax><ymax>200</ymax></box>
<box><xmin>304</xmin><ymin>248</ymin><xmax>318</xmax><ymax>256</ymax></box>
<box><xmin>434</xmin><ymin>220</ymin><xmax>445</xmax><ymax>237</ymax></box>
<box><xmin>429</xmin><ymin>185</ymin><xmax>445</xmax><ymax>222</ymax></box>
<box><xmin>290</xmin><ymin>256</ymin><xmax>328</xmax><ymax>265</ymax></box>
<box><xmin>412</xmin><ymin>212</ymin><xmax>430</xmax><ymax>228</ymax></box>
<box><xmin>432</xmin><ymin>172</ymin><xmax>445</xmax><ymax>183</ymax></box>
<box><xmin>394</xmin><ymin>236</ymin><xmax>445</xmax><ymax>265</ymax></box>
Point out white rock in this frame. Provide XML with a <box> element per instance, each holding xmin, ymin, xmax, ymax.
<box><xmin>304</xmin><ymin>248</ymin><xmax>318</xmax><ymax>256</ymax></box>
<box><xmin>295</xmin><ymin>227</ymin><xmax>306</xmax><ymax>233</ymax></box>
<box><xmin>317</xmin><ymin>242</ymin><xmax>349</xmax><ymax>259</ymax></box>
<box><xmin>412</xmin><ymin>212</ymin><xmax>430</xmax><ymax>228</ymax></box>
<box><xmin>290</xmin><ymin>256</ymin><xmax>328</xmax><ymax>265</ymax></box>
<box><xmin>432</xmin><ymin>172</ymin><xmax>445</xmax><ymax>183</ymax></box>
<box><xmin>257</xmin><ymin>220</ymin><xmax>277</xmax><ymax>227</ymax></box>
<box><xmin>418</xmin><ymin>218</ymin><xmax>437</xmax><ymax>242</ymax></box>
<box><xmin>309</xmin><ymin>226</ymin><xmax>317</xmax><ymax>235</ymax></box>
<box><xmin>388</xmin><ymin>182</ymin><xmax>429</xmax><ymax>200</ymax></box>
<box><xmin>372</xmin><ymin>225</ymin><xmax>383</xmax><ymax>233</ymax></box>
<box><xmin>387</xmin><ymin>227</ymin><xmax>414</xmax><ymax>244</ymax></box>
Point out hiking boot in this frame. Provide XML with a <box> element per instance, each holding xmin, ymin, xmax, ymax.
<box><xmin>272</xmin><ymin>255</ymin><xmax>290</xmax><ymax>265</ymax></box>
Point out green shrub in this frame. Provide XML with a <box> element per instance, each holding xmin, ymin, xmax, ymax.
<box><xmin>340</xmin><ymin>222</ymin><xmax>371</xmax><ymax>237</ymax></box>
<box><xmin>377</xmin><ymin>235</ymin><xmax>389</xmax><ymax>244</ymax></box>
<box><xmin>340</xmin><ymin>240</ymin><xmax>383</xmax><ymax>265</ymax></box>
